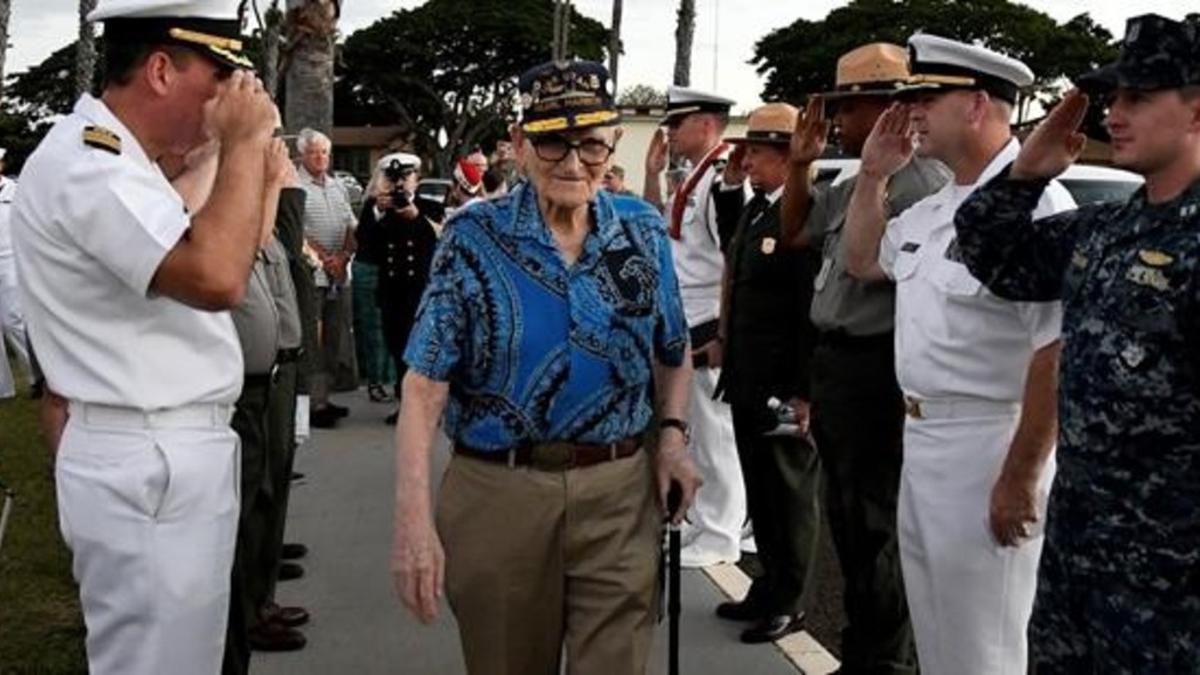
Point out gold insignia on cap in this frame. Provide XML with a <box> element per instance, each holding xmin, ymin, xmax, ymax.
<box><xmin>761</xmin><ymin>237</ymin><xmax>777</xmax><ymax>255</ymax></box>
<box><xmin>82</xmin><ymin>126</ymin><xmax>121</xmax><ymax>155</ymax></box>
<box><xmin>1137</xmin><ymin>250</ymin><xmax>1174</xmax><ymax>267</ymax></box>
<box><xmin>168</xmin><ymin>27</ymin><xmax>243</xmax><ymax>52</ymax></box>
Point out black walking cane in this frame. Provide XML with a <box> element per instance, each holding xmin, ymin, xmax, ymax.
<box><xmin>666</xmin><ymin>481</ymin><xmax>683</xmax><ymax>675</ymax></box>
<box><xmin>0</xmin><ymin>478</ymin><xmax>15</xmax><ymax>557</ymax></box>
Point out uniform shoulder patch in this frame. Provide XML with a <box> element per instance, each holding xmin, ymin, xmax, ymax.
<box><xmin>82</xmin><ymin>126</ymin><xmax>121</xmax><ymax>155</ymax></box>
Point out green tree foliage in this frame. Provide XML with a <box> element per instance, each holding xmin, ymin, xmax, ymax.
<box><xmin>334</xmin><ymin>0</ymin><xmax>610</xmax><ymax>176</ymax></box>
<box><xmin>751</xmin><ymin>0</ymin><xmax>1119</xmax><ymax>122</ymax></box>
<box><xmin>617</xmin><ymin>84</ymin><xmax>666</xmax><ymax>107</ymax></box>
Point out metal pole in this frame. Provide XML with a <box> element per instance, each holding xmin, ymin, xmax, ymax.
<box><xmin>0</xmin><ymin>481</ymin><xmax>15</xmax><ymax>555</ymax></box>
<box><xmin>711</xmin><ymin>0</ymin><xmax>719</xmax><ymax>91</ymax></box>
<box><xmin>667</xmin><ymin>483</ymin><xmax>682</xmax><ymax>675</ymax></box>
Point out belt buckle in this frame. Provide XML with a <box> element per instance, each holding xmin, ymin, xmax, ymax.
<box><xmin>531</xmin><ymin>443</ymin><xmax>575</xmax><ymax>471</ymax></box>
<box><xmin>904</xmin><ymin>397</ymin><xmax>924</xmax><ymax>419</ymax></box>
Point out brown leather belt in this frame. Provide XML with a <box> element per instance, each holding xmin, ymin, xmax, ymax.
<box><xmin>455</xmin><ymin>437</ymin><xmax>642</xmax><ymax>471</ymax></box>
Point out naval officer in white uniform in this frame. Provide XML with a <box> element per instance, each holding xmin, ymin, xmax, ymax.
<box><xmin>644</xmin><ymin>85</ymin><xmax>747</xmax><ymax>567</ymax></box>
<box><xmin>0</xmin><ymin>149</ymin><xmax>31</xmax><ymax>397</ymax></box>
<box><xmin>12</xmin><ymin>1</ymin><xmax>278</xmax><ymax>672</ymax></box>
<box><xmin>843</xmin><ymin>35</ymin><xmax>1076</xmax><ymax>674</ymax></box>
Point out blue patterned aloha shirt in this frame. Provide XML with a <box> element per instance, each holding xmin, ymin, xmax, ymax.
<box><xmin>404</xmin><ymin>182</ymin><xmax>688</xmax><ymax>451</ymax></box>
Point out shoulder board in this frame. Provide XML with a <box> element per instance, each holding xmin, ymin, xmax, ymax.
<box><xmin>82</xmin><ymin>126</ymin><xmax>121</xmax><ymax>155</ymax></box>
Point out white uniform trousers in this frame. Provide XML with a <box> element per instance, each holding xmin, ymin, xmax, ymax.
<box><xmin>55</xmin><ymin>403</ymin><xmax>240</xmax><ymax>675</ymax></box>
<box><xmin>0</xmin><ymin>259</ymin><xmax>31</xmax><ymax>380</ymax></box>
<box><xmin>898</xmin><ymin>406</ymin><xmax>1054</xmax><ymax>675</ymax></box>
<box><xmin>680</xmin><ymin>366</ymin><xmax>745</xmax><ymax>567</ymax></box>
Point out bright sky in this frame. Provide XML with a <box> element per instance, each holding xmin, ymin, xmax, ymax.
<box><xmin>5</xmin><ymin>0</ymin><xmax>1196</xmax><ymax>114</ymax></box>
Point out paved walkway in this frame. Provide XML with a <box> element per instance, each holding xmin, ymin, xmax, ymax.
<box><xmin>253</xmin><ymin>389</ymin><xmax>834</xmax><ymax>674</ymax></box>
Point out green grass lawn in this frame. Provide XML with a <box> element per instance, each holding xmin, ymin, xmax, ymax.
<box><xmin>0</xmin><ymin>372</ymin><xmax>87</xmax><ymax>674</ymax></box>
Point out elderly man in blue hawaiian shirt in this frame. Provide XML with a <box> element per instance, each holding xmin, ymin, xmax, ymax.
<box><xmin>389</xmin><ymin>60</ymin><xmax>702</xmax><ymax>675</ymax></box>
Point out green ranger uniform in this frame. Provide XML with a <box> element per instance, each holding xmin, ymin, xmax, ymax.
<box><xmin>806</xmin><ymin>157</ymin><xmax>948</xmax><ymax>674</ymax></box>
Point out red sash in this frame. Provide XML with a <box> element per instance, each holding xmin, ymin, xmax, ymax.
<box><xmin>668</xmin><ymin>142</ymin><xmax>730</xmax><ymax>240</ymax></box>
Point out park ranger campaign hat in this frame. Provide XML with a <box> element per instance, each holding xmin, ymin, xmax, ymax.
<box><xmin>1076</xmin><ymin>14</ymin><xmax>1200</xmax><ymax>94</ymax></box>
<box><xmin>724</xmin><ymin>103</ymin><xmax>799</xmax><ymax>146</ymax></box>
<box><xmin>518</xmin><ymin>60</ymin><xmax>620</xmax><ymax>136</ymax></box>
<box><xmin>662</xmin><ymin>85</ymin><xmax>736</xmax><ymax>126</ymax></box>
<box><xmin>88</xmin><ymin>0</ymin><xmax>255</xmax><ymax>71</ymax></box>
<box><xmin>896</xmin><ymin>33</ymin><xmax>1034</xmax><ymax>104</ymax></box>
<box><xmin>819</xmin><ymin>43</ymin><xmax>911</xmax><ymax>100</ymax></box>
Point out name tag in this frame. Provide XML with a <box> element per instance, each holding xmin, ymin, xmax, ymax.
<box><xmin>1126</xmin><ymin>264</ymin><xmax>1170</xmax><ymax>291</ymax></box>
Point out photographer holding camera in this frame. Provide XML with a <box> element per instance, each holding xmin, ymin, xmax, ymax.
<box><xmin>355</xmin><ymin>153</ymin><xmax>440</xmax><ymax>424</ymax></box>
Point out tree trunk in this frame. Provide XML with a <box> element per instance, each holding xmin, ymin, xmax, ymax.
<box><xmin>263</xmin><ymin>1</ymin><xmax>283</xmax><ymax>99</ymax></box>
<box><xmin>76</xmin><ymin>0</ymin><xmax>98</xmax><ymax>98</ymax></box>
<box><xmin>608</xmin><ymin>0</ymin><xmax>622</xmax><ymax>89</ymax></box>
<box><xmin>283</xmin><ymin>0</ymin><xmax>337</xmax><ymax>135</ymax></box>
<box><xmin>673</xmin><ymin>0</ymin><xmax>694</xmax><ymax>87</ymax></box>
<box><xmin>0</xmin><ymin>0</ymin><xmax>10</xmax><ymax>100</ymax></box>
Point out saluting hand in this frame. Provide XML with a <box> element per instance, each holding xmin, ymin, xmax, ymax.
<box><xmin>645</xmin><ymin>128</ymin><xmax>669</xmax><ymax>175</ymax></box>
<box><xmin>860</xmin><ymin>102</ymin><xmax>915</xmax><ymax>181</ymax></box>
<box><xmin>790</xmin><ymin>96</ymin><xmax>830</xmax><ymax>167</ymax></box>
<box><xmin>1011</xmin><ymin>88</ymin><xmax>1090</xmax><ymax>181</ymax></box>
<box><xmin>722</xmin><ymin>143</ymin><xmax>748</xmax><ymax>186</ymax></box>
<box><xmin>207</xmin><ymin>70</ymin><xmax>277</xmax><ymax>145</ymax></box>
<box><xmin>265</xmin><ymin>138</ymin><xmax>296</xmax><ymax>188</ymax></box>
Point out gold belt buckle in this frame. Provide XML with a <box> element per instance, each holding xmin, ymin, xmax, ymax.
<box><xmin>531</xmin><ymin>442</ymin><xmax>575</xmax><ymax>471</ymax></box>
<box><xmin>904</xmin><ymin>397</ymin><xmax>924</xmax><ymax>419</ymax></box>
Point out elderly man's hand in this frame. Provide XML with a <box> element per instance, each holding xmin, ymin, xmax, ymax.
<box><xmin>655</xmin><ymin>434</ymin><xmax>702</xmax><ymax>525</ymax></box>
<box><xmin>390</xmin><ymin>510</ymin><xmax>445</xmax><ymax>624</ymax></box>
<box><xmin>989</xmin><ymin>469</ymin><xmax>1041</xmax><ymax>547</ymax></box>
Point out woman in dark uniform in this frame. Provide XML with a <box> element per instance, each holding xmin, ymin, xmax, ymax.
<box><xmin>354</xmin><ymin>152</ymin><xmax>440</xmax><ymax>423</ymax></box>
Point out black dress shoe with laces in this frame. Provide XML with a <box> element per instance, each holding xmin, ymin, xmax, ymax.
<box><xmin>715</xmin><ymin>598</ymin><xmax>766</xmax><ymax>622</ymax></box>
<box><xmin>740</xmin><ymin>612</ymin><xmax>805</xmax><ymax>644</ymax></box>
<box><xmin>281</xmin><ymin>542</ymin><xmax>308</xmax><ymax>560</ymax></box>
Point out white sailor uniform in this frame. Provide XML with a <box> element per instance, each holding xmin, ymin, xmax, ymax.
<box><xmin>880</xmin><ymin>138</ymin><xmax>1076</xmax><ymax>675</ymax></box>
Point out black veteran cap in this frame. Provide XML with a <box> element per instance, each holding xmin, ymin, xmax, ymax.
<box><xmin>518</xmin><ymin>60</ymin><xmax>620</xmax><ymax>136</ymax></box>
<box><xmin>89</xmin><ymin>0</ymin><xmax>255</xmax><ymax>71</ymax></box>
<box><xmin>1077</xmin><ymin>14</ymin><xmax>1200</xmax><ymax>94</ymax></box>
<box><xmin>898</xmin><ymin>33</ymin><xmax>1034</xmax><ymax>104</ymax></box>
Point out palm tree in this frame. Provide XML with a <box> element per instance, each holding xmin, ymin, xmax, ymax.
<box><xmin>673</xmin><ymin>0</ymin><xmax>695</xmax><ymax>87</ymax></box>
<box><xmin>0</xmin><ymin>0</ymin><xmax>10</xmax><ymax>99</ymax></box>
<box><xmin>608</xmin><ymin>0</ymin><xmax>622</xmax><ymax>90</ymax></box>
<box><xmin>75</xmin><ymin>0</ymin><xmax>98</xmax><ymax>98</ymax></box>
<box><xmin>282</xmin><ymin>0</ymin><xmax>338</xmax><ymax>134</ymax></box>
<box><xmin>261</xmin><ymin>0</ymin><xmax>284</xmax><ymax>99</ymax></box>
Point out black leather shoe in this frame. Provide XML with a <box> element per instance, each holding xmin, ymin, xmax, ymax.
<box><xmin>716</xmin><ymin>598</ymin><xmax>766</xmax><ymax>622</ymax></box>
<box><xmin>328</xmin><ymin>402</ymin><xmax>350</xmax><ymax>419</ymax></box>
<box><xmin>311</xmin><ymin>406</ymin><xmax>340</xmax><ymax>429</ymax></box>
<box><xmin>278</xmin><ymin>561</ymin><xmax>305</xmax><ymax>581</ymax></box>
<box><xmin>291</xmin><ymin>471</ymin><xmax>306</xmax><ymax>481</ymax></box>
<box><xmin>263</xmin><ymin>601</ymin><xmax>310</xmax><ymax>628</ymax></box>
<box><xmin>384</xmin><ymin>410</ymin><xmax>398</xmax><ymax>425</ymax></box>
<box><xmin>248</xmin><ymin>621</ymin><xmax>306</xmax><ymax>651</ymax></box>
<box><xmin>740</xmin><ymin>612</ymin><xmax>805</xmax><ymax>644</ymax></box>
<box><xmin>281</xmin><ymin>542</ymin><xmax>308</xmax><ymax>560</ymax></box>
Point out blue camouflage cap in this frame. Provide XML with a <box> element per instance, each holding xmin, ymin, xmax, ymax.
<box><xmin>1077</xmin><ymin>14</ymin><xmax>1200</xmax><ymax>94</ymax></box>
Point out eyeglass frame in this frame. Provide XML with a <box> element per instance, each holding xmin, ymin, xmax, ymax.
<box><xmin>528</xmin><ymin>134</ymin><xmax>616</xmax><ymax>166</ymax></box>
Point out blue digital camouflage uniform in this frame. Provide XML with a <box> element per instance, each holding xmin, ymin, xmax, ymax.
<box><xmin>953</xmin><ymin>168</ymin><xmax>1200</xmax><ymax>673</ymax></box>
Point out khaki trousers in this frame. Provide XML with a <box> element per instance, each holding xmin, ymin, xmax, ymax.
<box><xmin>436</xmin><ymin>449</ymin><xmax>661</xmax><ymax>675</ymax></box>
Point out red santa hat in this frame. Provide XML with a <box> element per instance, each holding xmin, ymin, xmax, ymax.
<box><xmin>453</xmin><ymin>158</ymin><xmax>483</xmax><ymax>195</ymax></box>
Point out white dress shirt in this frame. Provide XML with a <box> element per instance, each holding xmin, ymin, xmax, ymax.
<box><xmin>12</xmin><ymin>94</ymin><xmax>242</xmax><ymax>409</ymax></box>
<box><xmin>879</xmin><ymin>139</ymin><xmax>1076</xmax><ymax>401</ymax></box>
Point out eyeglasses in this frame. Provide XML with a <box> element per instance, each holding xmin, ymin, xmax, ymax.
<box><xmin>529</xmin><ymin>135</ymin><xmax>615</xmax><ymax>166</ymax></box>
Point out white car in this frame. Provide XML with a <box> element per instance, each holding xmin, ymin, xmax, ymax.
<box><xmin>813</xmin><ymin>159</ymin><xmax>1143</xmax><ymax>206</ymax></box>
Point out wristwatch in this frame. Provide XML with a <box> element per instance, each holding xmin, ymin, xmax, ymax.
<box><xmin>659</xmin><ymin>417</ymin><xmax>691</xmax><ymax>443</ymax></box>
